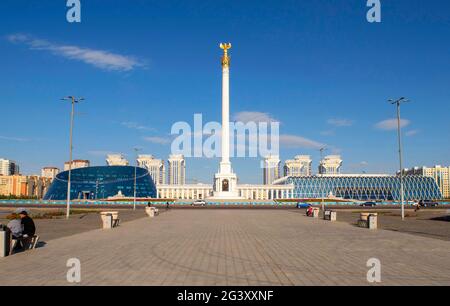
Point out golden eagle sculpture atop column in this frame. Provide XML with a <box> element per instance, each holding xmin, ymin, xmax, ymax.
<box><xmin>220</xmin><ymin>43</ymin><xmax>232</xmax><ymax>68</ymax></box>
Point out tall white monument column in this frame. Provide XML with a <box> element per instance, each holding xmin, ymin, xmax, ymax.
<box><xmin>211</xmin><ymin>43</ymin><xmax>240</xmax><ymax>199</ymax></box>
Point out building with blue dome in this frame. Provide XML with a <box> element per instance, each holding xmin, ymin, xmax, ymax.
<box><xmin>43</xmin><ymin>166</ymin><xmax>157</xmax><ymax>200</ymax></box>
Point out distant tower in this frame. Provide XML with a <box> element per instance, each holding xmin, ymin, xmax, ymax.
<box><xmin>41</xmin><ymin>167</ymin><xmax>60</xmax><ymax>180</ymax></box>
<box><xmin>0</xmin><ymin>158</ymin><xmax>19</xmax><ymax>176</ymax></box>
<box><xmin>137</xmin><ymin>155</ymin><xmax>166</xmax><ymax>185</ymax></box>
<box><xmin>284</xmin><ymin>155</ymin><xmax>312</xmax><ymax>177</ymax></box>
<box><xmin>319</xmin><ymin>155</ymin><xmax>343</xmax><ymax>175</ymax></box>
<box><xmin>263</xmin><ymin>155</ymin><xmax>281</xmax><ymax>185</ymax></box>
<box><xmin>168</xmin><ymin>154</ymin><xmax>185</xmax><ymax>185</ymax></box>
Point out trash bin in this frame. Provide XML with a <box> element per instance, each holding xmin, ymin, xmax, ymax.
<box><xmin>100</xmin><ymin>213</ymin><xmax>113</xmax><ymax>229</ymax></box>
<box><xmin>312</xmin><ymin>208</ymin><xmax>320</xmax><ymax>218</ymax></box>
<box><xmin>324</xmin><ymin>210</ymin><xmax>337</xmax><ymax>221</ymax></box>
<box><xmin>0</xmin><ymin>225</ymin><xmax>11</xmax><ymax>258</ymax></box>
<box><xmin>368</xmin><ymin>214</ymin><xmax>378</xmax><ymax>230</ymax></box>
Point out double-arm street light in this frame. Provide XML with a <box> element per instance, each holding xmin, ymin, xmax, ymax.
<box><xmin>61</xmin><ymin>96</ymin><xmax>85</xmax><ymax>219</ymax></box>
<box><xmin>389</xmin><ymin>97</ymin><xmax>410</xmax><ymax>221</ymax></box>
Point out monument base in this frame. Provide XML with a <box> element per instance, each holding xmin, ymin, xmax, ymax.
<box><xmin>210</xmin><ymin>171</ymin><xmax>244</xmax><ymax>200</ymax></box>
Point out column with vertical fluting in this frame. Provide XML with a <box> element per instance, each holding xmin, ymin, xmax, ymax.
<box><xmin>220</xmin><ymin>43</ymin><xmax>232</xmax><ymax>173</ymax></box>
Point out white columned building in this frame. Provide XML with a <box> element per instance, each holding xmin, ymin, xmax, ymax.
<box><xmin>211</xmin><ymin>43</ymin><xmax>240</xmax><ymax>199</ymax></box>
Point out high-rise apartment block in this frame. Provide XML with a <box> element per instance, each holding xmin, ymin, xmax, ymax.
<box><xmin>137</xmin><ymin>155</ymin><xmax>166</xmax><ymax>185</ymax></box>
<box><xmin>168</xmin><ymin>155</ymin><xmax>186</xmax><ymax>185</ymax></box>
<box><xmin>0</xmin><ymin>158</ymin><xmax>19</xmax><ymax>176</ymax></box>
<box><xmin>263</xmin><ymin>155</ymin><xmax>281</xmax><ymax>185</ymax></box>
<box><xmin>106</xmin><ymin>154</ymin><xmax>129</xmax><ymax>166</ymax></box>
<box><xmin>41</xmin><ymin>167</ymin><xmax>60</xmax><ymax>180</ymax></box>
<box><xmin>319</xmin><ymin>155</ymin><xmax>343</xmax><ymax>175</ymax></box>
<box><xmin>64</xmin><ymin>160</ymin><xmax>90</xmax><ymax>171</ymax></box>
<box><xmin>284</xmin><ymin>155</ymin><xmax>312</xmax><ymax>177</ymax></box>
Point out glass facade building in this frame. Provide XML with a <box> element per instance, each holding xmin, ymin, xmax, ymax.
<box><xmin>279</xmin><ymin>176</ymin><xmax>442</xmax><ymax>201</ymax></box>
<box><xmin>43</xmin><ymin>166</ymin><xmax>157</xmax><ymax>200</ymax></box>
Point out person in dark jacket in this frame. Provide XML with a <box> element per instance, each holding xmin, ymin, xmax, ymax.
<box><xmin>19</xmin><ymin>211</ymin><xmax>36</xmax><ymax>237</ymax></box>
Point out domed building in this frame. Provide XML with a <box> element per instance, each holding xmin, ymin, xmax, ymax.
<box><xmin>43</xmin><ymin>166</ymin><xmax>157</xmax><ymax>200</ymax></box>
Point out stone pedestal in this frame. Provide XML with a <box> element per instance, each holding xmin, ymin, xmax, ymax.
<box><xmin>145</xmin><ymin>207</ymin><xmax>156</xmax><ymax>218</ymax></box>
<box><xmin>101</xmin><ymin>214</ymin><xmax>113</xmax><ymax>229</ymax></box>
<box><xmin>312</xmin><ymin>208</ymin><xmax>320</xmax><ymax>218</ymax></box>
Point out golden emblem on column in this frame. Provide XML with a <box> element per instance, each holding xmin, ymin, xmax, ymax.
<box><xmin>220</xmin><ymin>43</ymin><xmax>232</xmax><ymax>68</ymax></box>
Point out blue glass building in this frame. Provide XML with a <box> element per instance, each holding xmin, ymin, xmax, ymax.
<box><xmin>43</xmin><ymin>166</ymin><xmax>157</xmax><ymax>200</ymax></box>
<box><xmin>277</xmin><ymin>176</ymin><xmax>442</xmax><ymax>201</ymax></box>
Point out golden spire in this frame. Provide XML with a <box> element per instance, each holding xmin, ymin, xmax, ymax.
<box><xmin>220</xmin><ymin>43</ymin><xmax>232</xmax><ymax>68</ymax></box>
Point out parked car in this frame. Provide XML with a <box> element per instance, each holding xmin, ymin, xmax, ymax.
<box><xmin>297</xmin><ymin>203</ymin><xmax>311</xmax><ymax>209</ymax></box>
<box><xmin>192</xmin><ymin>200</ymin><xmax>207</xmax><ymax>207</ymax></box>
<box><xmin>418</xmin><ymin>200</ymin><xmax>439</xmax><ymax>208</ymax></box>
<box><xmin>360</xmin><ymin>202</ymin><xmax>377</xmax><ymax>207</ymax></box>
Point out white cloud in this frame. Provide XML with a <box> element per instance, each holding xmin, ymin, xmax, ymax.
<box><xmin>405</xmin><ymin>130</ymin><xmax>419</xmax><ymax>137</ymax></box>
<box><xmin>87</xmin><ymin>150</ymin><xmax>119</xmax><ymax>157</ymax></box>
<box><xmin>375</xmin><ymin>118</ymin><xmax>410</xmax><ymax>131</ymax></box>
<box><xmin>0</xmin><ymin>135</ymin><xmax>30</xmax><ymax>142</ymax></box>
<box><xmin>327</xmin><ymin>118</ymin><xmax>353</xmax><ymax>127</ymax></box>
<box><xmin>7</xmin><ymin>33</ymin><xmax>146</xmax><ymax>71</ymax></box>
<box><xmin>320</xmin><ymin>130</ymin><xmax>335</xmax><ymax>136</ymax></box>
<box><xmin>278</xmin><ymin>134</ymin><xmax>325</xmax><ymax>149</ymax></box>
<box><xmin>121</xmin><ymin>122</ymin><xmax>155</xmax><ymax>131</ymax></box>
<box><xmin>233</xmin><ymin>111</ymin><xmax>278</xmax><ymax>123</ymax></box>
<box><xmin>143</xmin><ymin>136</ymin><xmax>171</xmax><ymax>145</ymax></box>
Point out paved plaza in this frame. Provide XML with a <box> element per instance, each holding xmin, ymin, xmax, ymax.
<box><xmin>0</xmin><ymin>209</ymin><xmax>449</xmax><ymax>286</ymax></box>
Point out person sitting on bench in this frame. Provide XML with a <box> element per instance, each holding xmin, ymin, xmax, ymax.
<box><xmin>19</xmin><ymin>210</ymin><xmax>36</xmax><ymax>248</ymax></box>
<box><xmin>7</xmin><ymin>214</ymin><xmax>24</xmax><ymax>250</ymax></box>
<box><xmin>306</xmin><ymin>206</ymin><xmax>313</xmax><ymax>217</ymax></box>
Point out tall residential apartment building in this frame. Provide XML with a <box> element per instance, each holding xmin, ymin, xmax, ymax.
<box><xmin>402</xmin><ymin>165</ymin><xmax>450</xmax><ymax>199</ymax></box>
<box><xmin>64</xmin><ymin>160</ymin><xmax>90</xmax><ymax>171</ymax></box>
<box><xmin>41</xmin><ymin>167</ymin><xmax>60</xmax><ymax>180</ymax></box>
<box><xmin>106</xmin><ymin>154</ymin><xmax>129</xmax><ymax>166</ymax></box>
<box><xmin>137</xmin><ymin>155</ymin><xmax>166</xmax><ymax>185</ymax></box>
<box><xmin>168</xmin><ymin>155</ymin><xmax>185</xmax><ymax>185</ymax></box>
<box><xmin>263</xmin><ymin>155</ymin><xmax>281</xmax><ymax>185</ymax></box>
<box><xmin>0</xmin><ymin>175</ymin><xmax>52</xmax><ymax>199</ymax></box>
<box><xmin>284</xmin><ymin>155</ymin><xmax>312</xmax><ymax>177</ymax></box>
<box><xmin>319</xmin><ymin>155</ymin><xmax>343</xmax><ymax>175</ymax></box>
<box><xmin>0</xmin><ymin>158</ymin><xmax>20</xmax><ymax>176</ymax></box>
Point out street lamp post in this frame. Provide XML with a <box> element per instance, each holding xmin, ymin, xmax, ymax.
<box><xmin>61</xmin><ymin>96</ymin><xmax>85</xmax><ymax>219</ymax></box>
<box><xmin>133</xmin><ymin>147</ymin><xmax>142</xmax><ymax>211</ymax></box>
<box><xmin>319</xmin><ymin>147</ymin><xmax>327</xmax><ymax>216</ymax></box>
<box><xmin>389</xmin><ymin>97</ymin><xmax>410</xmax><ymax>221</ymax></box>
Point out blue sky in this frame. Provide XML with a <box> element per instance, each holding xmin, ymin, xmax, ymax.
<box><xmin>0</xmin><ymin>0</ymin><xmax>449</xmax><ymax>184</ymax></box>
